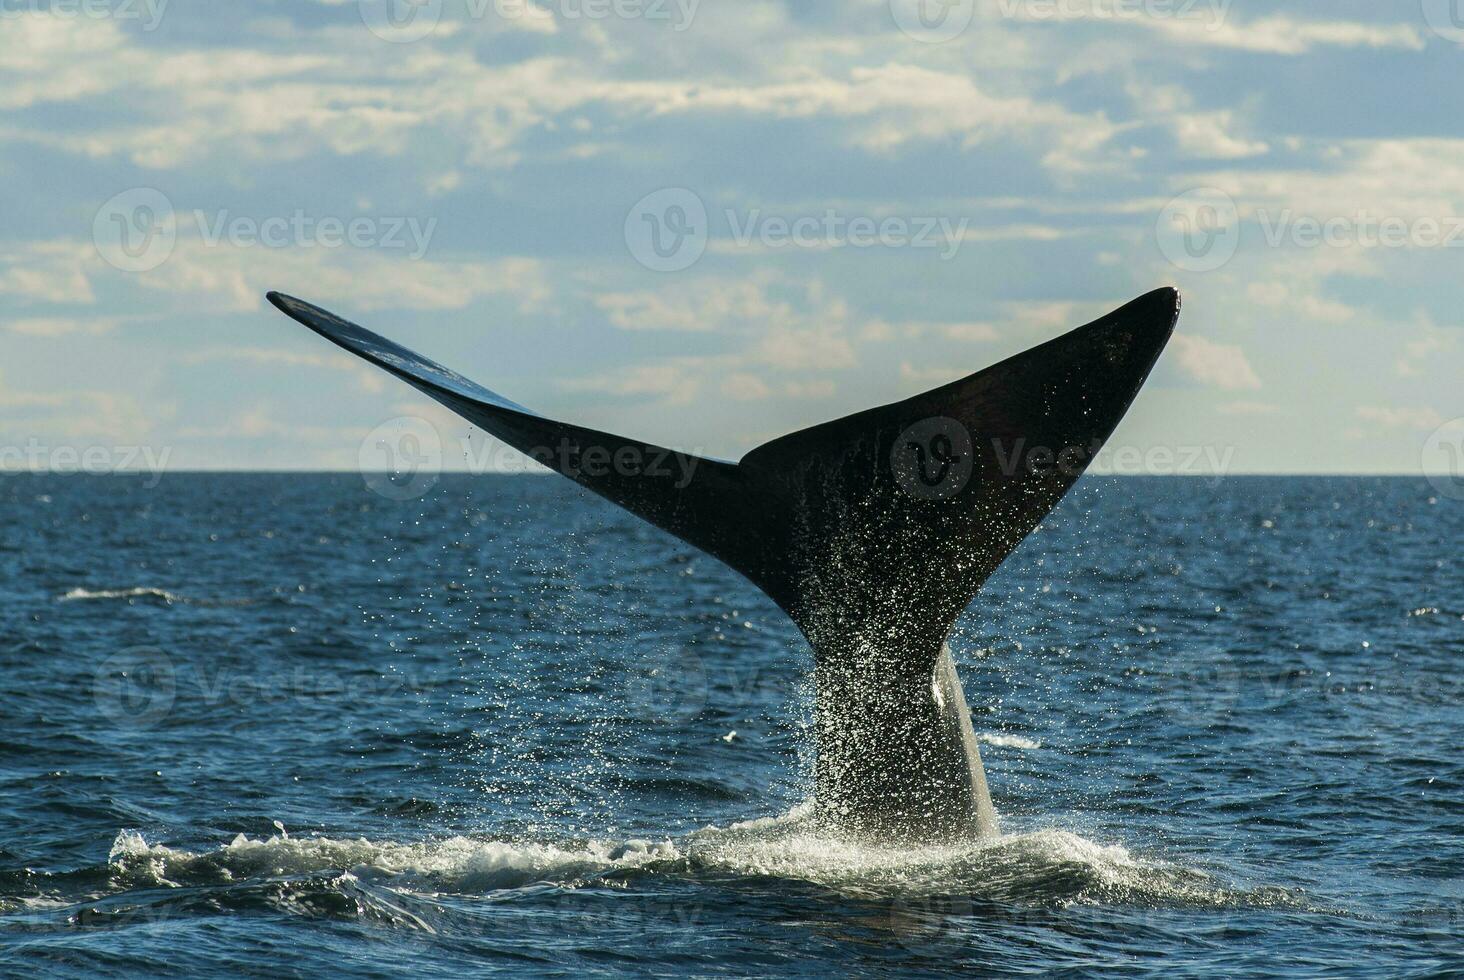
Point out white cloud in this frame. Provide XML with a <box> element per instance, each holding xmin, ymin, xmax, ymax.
<box><xmin>603</xmin><ymin>62</ymin><xmax>1118</xmax><ymax>166</ymax></box>
<box><xmin>1218</xmin><ymin>400</ymin><xmax>1279</xmax><ymax>416</ymax></box>
<box><xmin>1172</xmin><ymin>111</ymin><xmax>1268</xmax><ymax>160</ymax></box>
<box><xmin>573</xmin><ymin>275</ymin><xmax>863</xmax><ymax>412</ymax></box>
<box><xmin>1134</xmin><ymin>15</ymin><xmax>1425</xmax><ymax>55</ymax></box>
<box><xmin>784</xmin><ymin>378</ymin><xmax>835</xmax><ymax>399</ymax></box>
<box><xmin>144</xmin><ymin>239</ymin><xmax>553</xmax><ymax>314</ymax></box>
<box><xmin>1246</xmin><ymin>282</ymin><xmax>1355</xmax><ymax>323</ymax></box>
<box><xmin>942</xmin><ymin>322</ymin><xmax>1001</xmax><ymax>342</ymax></box>
<box><xmin>0</xmin><ymin>241</ymin><xmax>96</xmax><ymax>304</ymax></box>
<box><xmin>1170</xmin><ymin>334</ymin><xmax>1262</xmax><ymax>390</ymax></box>
<box><xmin>899</xmin><ymin>362</ymin><xmax>961</xmax><ymax>386</ymax></box>
<box><xmin>0</xmin><ymin>14</ymin><xmax>1121</xmax><ymax>174</ymax></box>
<box><xmin>1192</xmin><ymin>138</ymin><xmax>1464</xmax><ymax>222</ymax></box>
<box><xmin>722</xmin><ymin>373</ymin><xmax>772</xmax><ymax>400</ymax></box>
<box><xmin>597</xmin><ymin>276</ymin><xmax>833</xmax><ymax>337</ymax></box>
<box><xmin>595</xmin><ymin>275</ymin><xmax>859</xmax><ymax>372</ymax></box>
<box><xmin>1394</xmin><ymin>320</ymin><xmax>1459</xmax><ymax>378</ymax></box>
<box><xmin>561</xmin><ymin>362</ymin><xmax>703</xmax><ymax>405</ymax></box>
<box><xmin>176</xmin><ymin>404</ymin><xmax>359</xmax><ymax>443</ymax></box>
<box><xmin>4</xmin><ymin>316</ymin><xmax>122</xmax><ymax>337</ymax></box>
<box><xmin>754</xmin><ymin>321</ymin><xmax>856</xmax><ymax>371</ymax></box>
<box><xmin>1</xmin><ymin>3</ymin><xmax>1457</xmax><ymax>472</ymax></box>
<box><xmin>1355</xmin><ymin>405</ymin><xmax>1446</xmax><ymax>431</ymax></box>
<box><xmin>0</xmin><ymin>233</ymin><xmax>551</xmax><ymax>316</ymax></box>
<box><xmin>862</xmin><ymin>319</ymin><xmax>1000</xmax><ymax>343</ymax></box>
<box><xmin>0</xmin><ymin>371</ymin><xmax>157</xmax><ymax>442</ymax></box>
<box><xmin>178</xmin><ymin>347</ymin><xmax>389</xmax><ymax>393</ymax></box>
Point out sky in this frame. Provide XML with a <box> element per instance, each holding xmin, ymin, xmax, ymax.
<box><xmin>1</xmin><ymin>0</ymin><xmax>1462</xmax><ymax>483</ymax></box>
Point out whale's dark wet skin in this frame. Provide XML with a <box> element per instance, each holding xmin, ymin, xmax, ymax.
<box><xmin>270</xmin><ymin>287</ymin><xmax>1179</xmax><ymax>843</ymax></box>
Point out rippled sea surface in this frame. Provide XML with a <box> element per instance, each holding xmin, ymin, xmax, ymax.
<box><xmin>1</xmin><ymin>474</ymin><xmax>1459</xmax><ymax>977</ymax></box>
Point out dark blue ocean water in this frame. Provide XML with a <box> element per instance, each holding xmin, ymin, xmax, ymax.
<box><xmin>0</xmin><ymin>474</ymin><xmax>1459</xmax><ymax>977</ymax></box>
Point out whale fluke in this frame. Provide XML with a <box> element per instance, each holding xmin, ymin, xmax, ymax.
<box><xmin>269</xmin><ymin>287</ymin><xmax>1179</xmax><ymax>841</ymax></box>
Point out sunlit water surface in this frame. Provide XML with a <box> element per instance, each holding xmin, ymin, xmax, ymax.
<box><xmin>1</xmin><ymin>475</ymin><xmax>1459</xmax><ymax>977</ymax></box>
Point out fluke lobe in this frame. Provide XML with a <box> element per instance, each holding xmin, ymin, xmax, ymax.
<box><xmin>270</xmin><ymin>287</ymin><xmax>1180</xmax><ymax>843</ymax></box>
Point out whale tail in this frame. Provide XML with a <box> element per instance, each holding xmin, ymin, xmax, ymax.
<box><xmin>269</xmin><ymin>287</ymin><xmax>1179</xmax><ymax>838</ymax></box>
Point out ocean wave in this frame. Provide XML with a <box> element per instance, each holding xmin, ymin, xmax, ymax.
<box><xmin>104</xmin><ymin>814</ymin><xmax>1296</xmax><ymax>912</ymax></box>
<box><xmin>107</xmin><ymin>829</ymin><xmax>680</xmax><ymax>894</ymax></box>
<box><xmin>58</xmin><ymin>587</ymin><xmax>188</xmax><ymax>604</ymax></box>
<box><xmin>56</xmin><ymin>587</ymin><xmax>256</xmax><ymax>607</ymax></box>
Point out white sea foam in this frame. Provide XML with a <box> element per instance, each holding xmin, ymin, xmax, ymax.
<box><xmin>59</xmin><ymin>587</ymin><xmax>187</xmax><ymax>604</ymax></box>
<box><xmin>106</xmin><ymin>812</ymin><xmax>1260</xmax><ymax>909</ymax></box>
<box><xmin>108</xmin><ymin>829</ymin><xmax>679</xmax><ymax>892</ymax></box>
